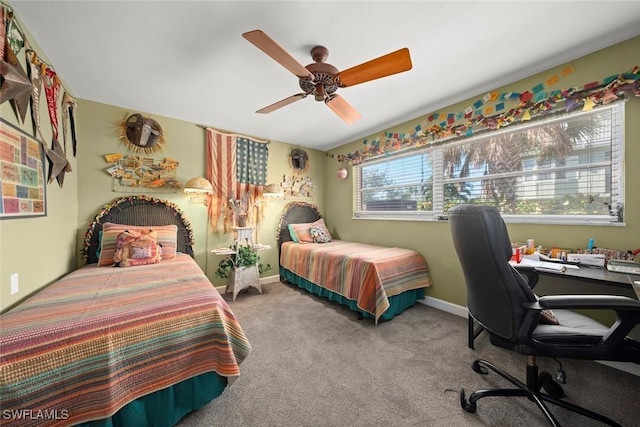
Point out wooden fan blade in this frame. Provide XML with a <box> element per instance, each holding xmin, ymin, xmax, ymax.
<box><xmin>256</xmin><ymin>93</ymin><xmax>307</xmax><ymax>114</ymax></box>
<box><xmin>325</xmin><ymin>95</ymin><xmax>361</xmax><ymax>124</ymax></box>
<box><xmin>242</xmin><ymin>30</ymin><xmax>314</xmax><ymax>80</ymax></box>
<box><xmin>336</xmin><ymin>48</ymin><xmax>412</xmax><ymax>88</ymax></box>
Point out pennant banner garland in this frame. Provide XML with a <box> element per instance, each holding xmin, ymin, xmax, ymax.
<box><xmin>332</xmin><ymin>65</ymin><xmax>640</xmax><ymax>165</ymax></box>
<box><xmin>1</xmin><ymin>3</ymin><xmax>75</xmax><ymax>188</ymax></box>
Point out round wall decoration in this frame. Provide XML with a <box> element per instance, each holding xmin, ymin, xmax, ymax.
<box><xmin>290</xmin><ymin>148</ymin><xmax>309</xmax><ymax>172</ymax></box>
<box><xmin>337</xmin><ymin>166</ymin><xmax>348</xmax><ymax>180</ymax></box>
<box><xmin>117</xmin><ymin>113</ymin><xmax>165</xmax><ymax>153</ymax></box>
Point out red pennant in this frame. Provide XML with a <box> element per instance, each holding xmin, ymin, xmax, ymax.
<box><xmin>519</xmin><ymin>91</ymin><xmax>533</xmax><ymax>103</ymax></box>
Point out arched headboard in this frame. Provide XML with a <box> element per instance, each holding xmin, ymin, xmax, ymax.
<box><xmin>83</xmin><ymin>196</ymin><xmax>195</xmax><ymax>264</ymax></box>
<box><xmin>276</xmin><ymin>201</ymin><xmax>322</xmax><ymax>248</ymax></box>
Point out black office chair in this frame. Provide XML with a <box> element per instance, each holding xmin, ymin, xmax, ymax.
<box><xmin>448</xmin><ymin>204</ymin><xmax>640</xmax><ymax>427</ymax></box>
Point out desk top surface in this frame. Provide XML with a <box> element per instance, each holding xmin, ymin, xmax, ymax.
<box><xmin>512</xmin><ymin>261</ymin><xmax>636</xmax><ymax>287</ymax></box>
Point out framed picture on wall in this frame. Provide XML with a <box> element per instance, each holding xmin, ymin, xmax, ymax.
<box><xmin>0</xmin><ymin>118</ymin><xmax>47</xmax><ymax>219</ymax></box>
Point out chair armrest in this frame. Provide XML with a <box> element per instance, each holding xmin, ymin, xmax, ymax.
<box><xmin>522</xmin><ymin>295</ymin><xmax>640</xmax><ymax>357</ymax></box>
<box><xmin>534</xmin><ymin>294</ymin><xmax>640</xmax><ymax>310</ymax></box>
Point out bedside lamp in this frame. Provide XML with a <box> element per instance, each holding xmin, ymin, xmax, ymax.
<box><xmin>184</xmin><ymin>177</ymin><xmax>213</xmax><ymax>204</ymax></box>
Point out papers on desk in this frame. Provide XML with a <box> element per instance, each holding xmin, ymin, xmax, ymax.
<box><xmin>510</xmin><ymin>255</ymin><xmax>580</xmax><ymax>272</ymax></box>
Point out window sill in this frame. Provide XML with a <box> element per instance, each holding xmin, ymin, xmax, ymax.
<box><xmin>352</xmin><ymin>214</ymin><xmax>625</xmax><ymax>226</ymax></box>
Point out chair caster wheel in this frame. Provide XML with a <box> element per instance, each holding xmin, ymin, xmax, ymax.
<box><xmin>460</xmin><ymin>388</ymin><xmax>477</xmax><ymax>413</ymax></box>
<box><xmin>538</xmin><ymin>371</ymin><xmax>565</xmax><ymax>399</ymax></box>
<box><xmin>472</xmin><ymin>360</ymin><xmax>489</xmax><ymax>375</ymax></box>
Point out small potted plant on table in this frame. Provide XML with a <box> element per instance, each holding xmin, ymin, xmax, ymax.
<box><xmin>215</xmin><ymin>244</ymin><xmax>271</xmax><ymax>300</ymax></box>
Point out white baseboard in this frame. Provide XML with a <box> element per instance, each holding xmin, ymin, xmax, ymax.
<box><xmin>260</xmin><ymin>274</ymin><xmax>282</xmax><ymax>285</ymax></box>
<box><xmin>418</xmin><ymin>296</ymin><xmax>468</xmax><ymax>318</ymax></box>
<box><xmin>215</xmin><ymin>274</ymin><xmax>282</xmax><ymax>294</ymax></box>
<box><xmin>419</xmin><ymin>295</ymin><xmax>639</xmax><ymax>377</ymax></box>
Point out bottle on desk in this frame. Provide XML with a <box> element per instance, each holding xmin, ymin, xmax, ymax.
<box><xmin>525</xmin><ymin>239</ymin><xmax>535</xmax><ymax>255</ymax></box>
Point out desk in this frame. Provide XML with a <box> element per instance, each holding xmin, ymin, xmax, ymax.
<box><xmin>515</xmin><ymin>263</ymin><xmax>637</xmax><ymax>290</ymax></box>
<box><xmin>467</xmin><ymin>262</ymin><xmax>639</xmax><ymax>349</ymax></box>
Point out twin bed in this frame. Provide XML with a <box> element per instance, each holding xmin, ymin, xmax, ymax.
<box><xmin>0</xmin><ymin>196</ymin><xmax>251</xmax><ymax>427</ymax></box>
<box><xmin>277</xmin><ymin>202</ymin><xmax>432</xmax><ymax>323</ymax></box>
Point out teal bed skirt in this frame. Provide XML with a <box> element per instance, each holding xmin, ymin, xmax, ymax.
<box><xmin>76</xmin><ymin>371</ymin><xmax>227</xmax><ymax>427</ymax></box>
<box><xmin>280</xmin><ymin>267</ymin><xmax>425</xmax><ymax>321</ymax></box>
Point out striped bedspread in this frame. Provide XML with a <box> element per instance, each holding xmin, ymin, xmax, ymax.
<box><xmin>0</xmin><ymin>254</ymin><xmax>251</xmax><ymax>427</ymax></box>
<box><xmin>280</xmin><ymin>240</ymin><xmax>431</xmax><ymax>322</ymax></box>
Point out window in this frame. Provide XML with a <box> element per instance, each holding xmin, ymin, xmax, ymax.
<box><xmin>353</xmin><ymin>102</ymin><xmax>624</xmax><ymax>225</ymax></box>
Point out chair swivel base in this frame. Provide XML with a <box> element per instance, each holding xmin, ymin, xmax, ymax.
<box><xmin>460</xmin><ymin>359</ymin><xmax>622</xmax><ymax>427</ymax></box>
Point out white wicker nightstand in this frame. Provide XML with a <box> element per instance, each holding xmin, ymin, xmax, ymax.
<box><xmin>212</xmin><ymin>227</ymin><xmax>271</xmax><ymax>301</ymax></box>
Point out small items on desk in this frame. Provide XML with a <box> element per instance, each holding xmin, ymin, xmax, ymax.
<box><xmin>510</xmin><ymin>256</ymin><xmax>578</xmax><ymax>272</ymax></box>
<box><xmin>566</xmin><ymin>253</ymin><xmax>605</xmax><ymax>267</ymax></box>
<box><xmin>606</xmin><ymin>259</ymin><xmax>640</xmax><ymax>275</ymax></box>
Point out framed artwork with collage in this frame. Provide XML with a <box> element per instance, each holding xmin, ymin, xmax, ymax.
<box><xmin>0</xmin><ymin>119</ymin><xmax>47</xmax><ymax>219</ymax></box>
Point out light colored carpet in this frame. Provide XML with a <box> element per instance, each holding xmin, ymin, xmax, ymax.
<box><xmin>178</xmin><ymin>282</ymin><xmax>640</xmax><ymax>426</ymax></box>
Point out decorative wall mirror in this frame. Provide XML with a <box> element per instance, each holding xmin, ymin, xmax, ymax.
<box><xmin>117</xmin><ymin>113</ymin><xmax>165</xmax><ymax>153</ymax></box>
<box><xmin>290</xmin><ymin>148</ymin><xmax>309</xmax><ymax>172</ymax></box>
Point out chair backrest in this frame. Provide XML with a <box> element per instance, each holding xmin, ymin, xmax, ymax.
<box><xmin>449</xmin><ymin>204</ymin><xmax>537</xmax><ymax>341</ymax></box>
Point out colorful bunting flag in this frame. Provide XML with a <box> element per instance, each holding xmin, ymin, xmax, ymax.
<box><xmin>345</xmin><ymin>65</ymin><xmax>639</xmax><ymax>165</ymax></box>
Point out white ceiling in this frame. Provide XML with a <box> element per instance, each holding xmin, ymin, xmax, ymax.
<box><xmin>10</xmin><ymin>1</ymin><xmax>640</xmax><ymax>151</ymax></box>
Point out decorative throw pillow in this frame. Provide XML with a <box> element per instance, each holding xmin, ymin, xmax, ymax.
<box><xmin>309</xmin><ymin>226</ymin><xmax>332</xmax><ymax>243</ymax></box>
<box><xmin>98</xmin><ymin>222</ymin><xmax>178</xmax><ymax>266</ymax></box>
<box><xmin>113</xmin><ymin>230</ymin><xmax>162</xmax><ymax>267</ymax></box>
<box><xmin>310</xmin><ymin>218</ymin><xmax>332</xmax><ymax>240</ymax></box>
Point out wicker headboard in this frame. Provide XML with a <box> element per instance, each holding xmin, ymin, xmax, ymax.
<box><xmin>83</xmin><ymin>196</ymin><xmax>195</xmax><ymax>264</ymax></box>
<box><xmin>276</xmin><ymin>201</ymin><xmax>322</xmax><ymax>249</ymax></box>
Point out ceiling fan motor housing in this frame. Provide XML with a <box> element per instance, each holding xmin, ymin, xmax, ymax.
<box><xmin>300</xmin><ymin>46</ymin><xmax>339</xmax><ymax>101</ymax></box>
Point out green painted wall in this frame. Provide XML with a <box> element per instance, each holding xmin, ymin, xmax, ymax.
<box><xmin>75</xmin><ymin>100</ymin><xmax>326</xmax><ymax>288</ymax></box>
<box><xmin>324</xmin><ymin>36</ymin><xmax>640</xmax><ymax>310</ymax></box>
<box><xmin>1</xmin><ymin>15</ymin><xmax>79</xmax><ymax>311</ymax></box>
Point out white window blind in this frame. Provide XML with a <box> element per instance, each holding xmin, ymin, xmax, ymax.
<box><xmin>353</xmin><ymin>102</ymin><xmax>624</xmax><ymax>225</ymax></box>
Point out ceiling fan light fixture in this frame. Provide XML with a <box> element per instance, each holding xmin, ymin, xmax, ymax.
<box><xmin>314</xmin><ymin>83</ymin><xmax>326</xmax><ymax>101</ymax></box>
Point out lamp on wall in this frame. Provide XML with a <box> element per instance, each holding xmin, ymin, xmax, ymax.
<box><xmin>184</xmin><ymin>177</ymin><xmax>213</xmax><ymax>204</ymax></box>
<box><xmin>263</xmin><ymin>183</ymin><xmax>284</xmax><ymax>198</ymax></box>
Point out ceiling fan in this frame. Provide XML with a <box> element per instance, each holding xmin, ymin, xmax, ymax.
<box><xmin>242</xmin><ymin>29</ymin><xmax>412</xmax><ymax>124</ymax></box>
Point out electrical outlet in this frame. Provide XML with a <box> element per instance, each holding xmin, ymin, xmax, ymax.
<box><xmin>10</xmin><ymin>273</ymin><xmax>19</xmax><ymax>295</ymax></box>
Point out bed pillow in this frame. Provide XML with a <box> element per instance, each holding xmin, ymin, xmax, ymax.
<box><xmin>309</xmin><ymin>226</ymin><xmax>332</xmax><ymax>243</ymax></box>
<box><xmin>290</xmin><ymin>222</ymin><xmax>314</xmax><ymax>243</ymax></box>
<box><xmin>98</xmin><ymin>222</ymin><xmax>178</xmax><ymax>266</ymax></box>
<box><xmin>289</xmin><ymin>219</ymin><xmax>333</xmax><ymax>244</ymax></box>
<box><xmin>288</xmin><ymin>224</ymin><xmax>302</xmax><ymax>243</ymax></box>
